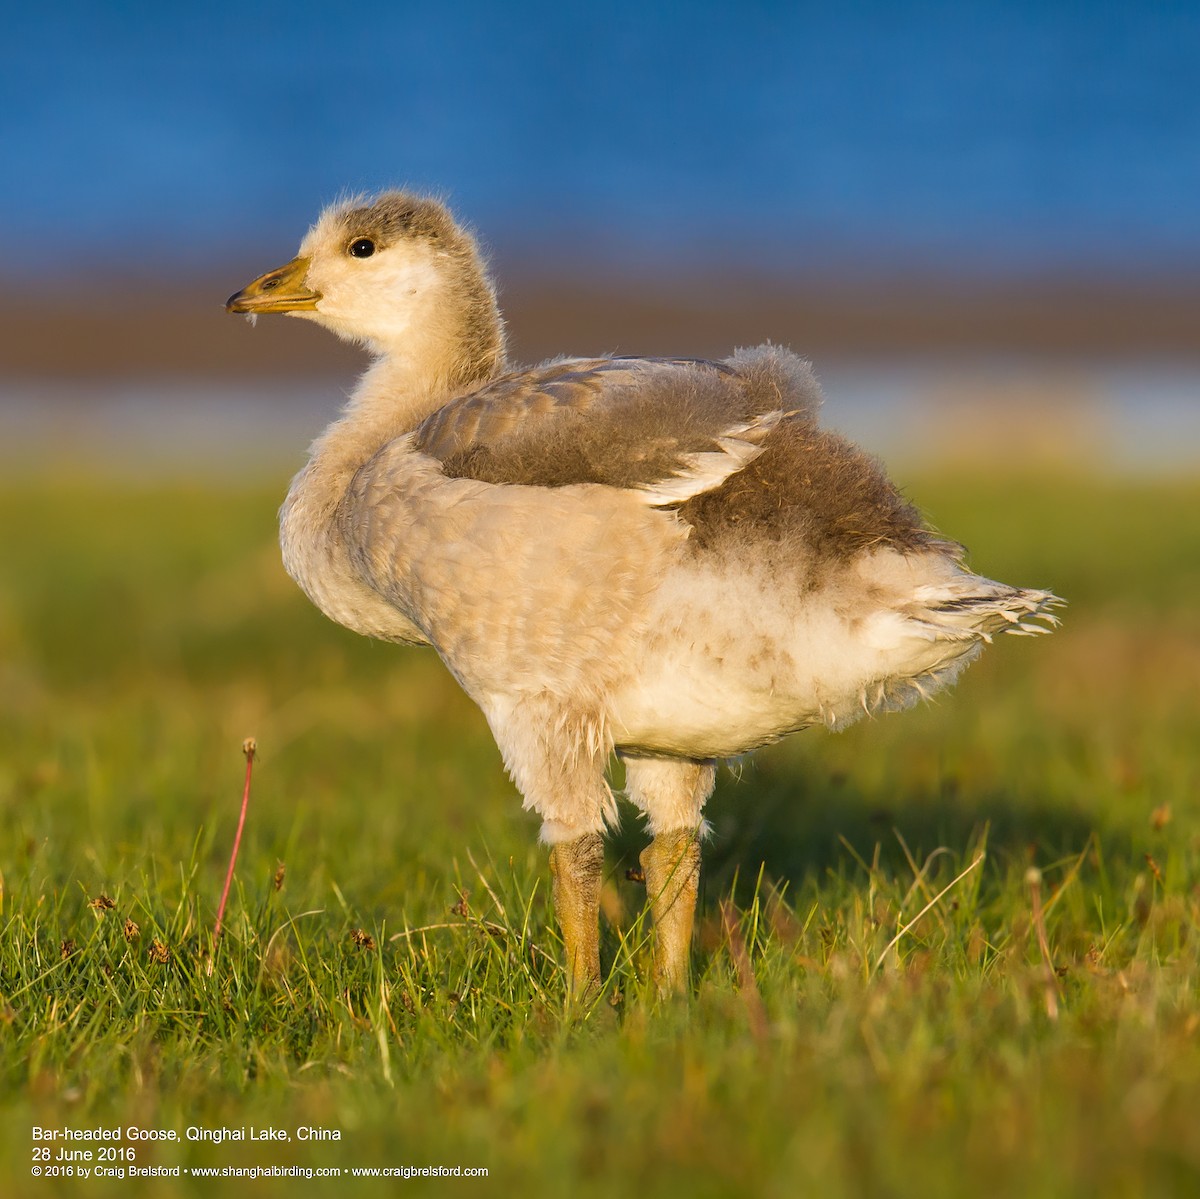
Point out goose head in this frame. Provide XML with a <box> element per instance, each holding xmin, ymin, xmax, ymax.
<box><xmin>226</xmin><ymin>191</ymin><xmax>506</xmax><ymax>386</ymax></box>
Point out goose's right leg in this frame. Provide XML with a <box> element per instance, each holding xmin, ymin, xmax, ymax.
<box><xmin>623</xmin><ymin>755</ymin><xmax>716</xmax><ymax>994</ymax></box>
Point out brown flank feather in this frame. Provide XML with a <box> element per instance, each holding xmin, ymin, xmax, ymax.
<box><xmin>680</xmin><ymin>416</ymin><xmax>938</xmax><ymax>562</ymax></box>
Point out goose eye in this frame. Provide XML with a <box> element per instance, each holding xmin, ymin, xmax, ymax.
<box><xmin>348</xmin><ymin>238</ymin><xmax>376</xmax><ymax>259</ymax></box>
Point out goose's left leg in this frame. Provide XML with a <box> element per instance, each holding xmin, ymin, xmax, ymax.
<box><xmin>623</xmin><ymin>755</ymin><xmax>717</xmax><ymax>994</ymax></box>
<box><xmin>548</xmin><ymin>831</ymin><xmax>605</xmax><ymax>997</ymax></box>
<box><xmin>484</xmin><ymin>697</ymin><xmax>614</xmax><ymax>1000</ymax></box>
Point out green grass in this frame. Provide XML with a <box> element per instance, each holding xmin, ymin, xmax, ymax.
<box><xmin>2</xmin><ymin>472</ymin><xmax>1199</xmax><ymax>1197</ymax></box>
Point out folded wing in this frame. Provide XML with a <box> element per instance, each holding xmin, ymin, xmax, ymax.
<box><xmin>411</xmin><ymin>355</ymin><xmax>790</xmax><ymax>502</ymax></box>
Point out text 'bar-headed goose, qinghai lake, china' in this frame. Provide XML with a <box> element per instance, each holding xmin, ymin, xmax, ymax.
<box><xmin>227</xmin><ymin>191</ymin><xmax>1062</xmax><ymax>999</ymax></box>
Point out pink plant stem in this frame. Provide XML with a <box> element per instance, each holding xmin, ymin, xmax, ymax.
<box><xmin>214</xmin><ymin>739</ymin><xmax>256</xmax><ymax>943</ymax></box>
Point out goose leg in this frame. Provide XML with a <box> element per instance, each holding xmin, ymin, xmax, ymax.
<box><xmin>482</xmin><ymin>697</ymin><xmax>612</xmax><ymax>1001</ymax></box>
<box><xmin>621</xmin><ymin>755</ymin><xmax>715</xmax><ymax>995</ymax></box>
<box><xmin>640</xmin><ymin>826</ymin><xmax>702</xmax><ymax>994</ymax></box>
<box><xmin>548</xmin><ymin>831</ymin><xmax>605</xmax><ymax>998</ymax></box>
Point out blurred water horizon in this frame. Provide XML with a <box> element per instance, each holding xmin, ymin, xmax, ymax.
<box><xmin>6</xmin><ymin>359</ymin><xmax>1198</xmax><ymax>481</ymax></box>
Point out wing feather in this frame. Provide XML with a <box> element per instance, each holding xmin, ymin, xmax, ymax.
<box><xmin>411</xmin><ymin>355</ymin><xmax>778</xmax><ymax>498</ymax></box>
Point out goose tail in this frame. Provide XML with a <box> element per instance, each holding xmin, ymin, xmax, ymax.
<box><xmin>906</xmin><ymin>577</ymin><xmax>1064</xmax><ymax>644</ymax></box>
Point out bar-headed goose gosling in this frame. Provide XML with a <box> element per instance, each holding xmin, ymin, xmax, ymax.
<box><xmin>227</xmin><ymin>192</ymin><xmax>1061</xmax><ymax>998</ymax></box>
